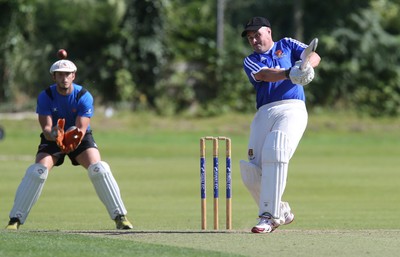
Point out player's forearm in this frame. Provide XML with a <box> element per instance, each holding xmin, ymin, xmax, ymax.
<box><xmin>254</xmin><ymin>68</ymin><xmax>289</xmax><ymax>82</ymax></box>
<box><xmin>38</xmin><ymin>115</ymin><xmax>55</xmax><ymax>141</ymax></box>
<box><xmin>75</xmin><ymin>116</ymin><xmax>90</xmax><ymax>137</ymax></box>
<box><xmin>42</xmin><ymin>127</ymin><xmax>55</xmax><ymax>141</ymax></box>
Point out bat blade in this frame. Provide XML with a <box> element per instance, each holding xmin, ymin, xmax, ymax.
<box><xmin>300</xmin><ymin>38</ymin><xmax>318</xmax><ymax>70</ymax></box>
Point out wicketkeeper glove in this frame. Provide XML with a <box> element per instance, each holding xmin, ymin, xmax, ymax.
<box><xmin>52</xmin><ymin>118</ymin><xmax>66</xmax><ymax>152</ymax></box>
<box><xmin>288</xmin><ymin>60</ymin><xmax>315</xmax><ymax>86</ymax></box>
<box><xmin>53</xmin><ymin>118</ymin><xmax>84</xmax><ymax>154</ymax></box>
<box><xmin>62</xmin><ymin>126</ymin><xmax>84</xmax><ymax>154</ymax></box>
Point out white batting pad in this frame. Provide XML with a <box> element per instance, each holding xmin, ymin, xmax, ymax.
<box><xmin>9</xmin><ymin>163</ymin><xmax>48</xmax><ymax>224</ymax></box>
<box><xmin>240</xmin><ymin>160</ymin><xmax>261</xmax><ymax>205</ymax></box>
<box><xmin>88</xmin><ymin>161</ymin><xmax>127</xmax><ymax>219</ymax></box>
<box><xmin>259</xmin><ymin>130</ymin><xmax>291</xmax><ymax>218</ymax></box>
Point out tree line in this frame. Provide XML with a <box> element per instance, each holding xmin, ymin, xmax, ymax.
<box><xmin>1</xmin><ymin>0</ymin><xmax>400</xmax><ymax>117</ymax></box>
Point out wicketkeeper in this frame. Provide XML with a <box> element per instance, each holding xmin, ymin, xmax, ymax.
<box><xmin>6</xmin><ymin>56</ymin><xmax>133</xmax><ymax>230</ymax></box>
<box><xmin>240</xmin><ymin>17</ymin><xmax>321</xmax><ymax>233</ymax></box>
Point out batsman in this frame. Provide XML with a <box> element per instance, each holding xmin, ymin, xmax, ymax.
<box><xmin>240</xmin><ymin>17</ymin><xmax>321</xmax><ymax>233</ymax></box>
<box><xmin>6</xmin><ymin>54</ymin><xmax>133</xmax><ymax>230</ymax></box>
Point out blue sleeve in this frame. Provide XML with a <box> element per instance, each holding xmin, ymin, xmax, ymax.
<box><xmin>283</xmin><ymin>37</ymin><xmax>307</xmax><ymax>61</ymax></box>
<box><xmin>243</xmin><ymin>55</ymin><xmax>271</xmax><ymax>84</ymax></box>
<box><xmin>77</xmin><ymin>91</ymin><xmax>94</xmax><ymax>118</ymax></box>
<box><xmin>36</xmin><ymin>91</ymin><xmax>52</xmax><ymax>115</ymax></box>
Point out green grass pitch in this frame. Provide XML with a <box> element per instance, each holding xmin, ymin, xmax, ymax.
<box><xmin>1</xmin><ymin>112</ymin><xmax>400</xmax><ymax>257</ymax></box>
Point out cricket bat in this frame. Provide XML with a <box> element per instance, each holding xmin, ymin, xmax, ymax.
<box><xmin>300</xmin><ymin>38</ymin><xmax>318</xmax><ymax>70</ymax></box>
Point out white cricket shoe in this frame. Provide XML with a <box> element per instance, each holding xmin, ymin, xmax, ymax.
<box><xmin>251</xmin><ymin>213</ymin><xmax>279</xmax><ymax>233</ymax></box>
<box><xmin>282</xmin><ymin>201</ymin><xmax>295</xmax><ymax>225</ymax></box>
<box><xmin>279</xmin><ymin>201</ymin><xmax>295</xmax><ymax>226</ymax></box>
<box><xmin>283</xmin><ymin>211</ymin><xmax>295</xmax><ymax>225</ymax></box>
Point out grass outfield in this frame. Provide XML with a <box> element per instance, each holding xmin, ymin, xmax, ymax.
<box><xmin>1</xmin><ymin>111</ymin><xmax>400</xmax><ymax>257</ymax></box>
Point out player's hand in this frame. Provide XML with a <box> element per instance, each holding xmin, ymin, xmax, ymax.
<box><xmin>293</xmin><ymin>60</ymin><xmax>302</xmax><ymax>67</ymax></box>
<box><xmin>62</xmin><ymin>127</ymin><xmax>84</xmax><ymax>154</ymax></box>
<box><xmin>52</xmin><ymin>119</ymin><xmax>66</xmax><ymax>151</ymax></box>
<box><xmin>289</xmin><ymin>62</ymin><xmax>314</xmax><ymax>86</ymax></box>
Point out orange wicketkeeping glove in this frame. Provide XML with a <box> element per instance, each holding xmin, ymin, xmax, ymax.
<box><xmin>62</xmin><ymin>126</ymin><xmax>84</xmax><ymax>153</ymax></box>
<box><xmin>53</xmin><ymin>118</ymin><xmax>66</xmax><ymax>152</ymax></box>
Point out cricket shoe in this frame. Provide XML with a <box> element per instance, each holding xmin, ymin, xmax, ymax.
<box><xmin>5</xmin><ymin>217</ymin><xmax>21</xmax><ymax>230</ymax></box>
<box><xmin>281</xmin><ymin>202</ymin><xmax>295</xmax><ymax>225</ymax></box>
<box><xmin>283</xmin><ymin>211</ymin><xmax>295</xmax><ymax>225</ymax></box>
<box><xmin>251</xmin><ymin>213</ymin><xmax>280</xmax><ymax>233</ymax></box>
<box><xmin>114</xmin><ymin>215</ymin><xmax>133</xmax><ymax>230</ymax></box>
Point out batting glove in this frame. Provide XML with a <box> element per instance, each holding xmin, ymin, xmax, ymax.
<box><xmin>289</xmin><ymin>61</ymin><xmax>314</xmax><ymax>86</ymax></box>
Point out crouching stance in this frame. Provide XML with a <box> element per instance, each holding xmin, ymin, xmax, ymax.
<box><xmin>6</xmin><ymin>57</ymin><xmax>133</xmax><ymax>230</ymax></box>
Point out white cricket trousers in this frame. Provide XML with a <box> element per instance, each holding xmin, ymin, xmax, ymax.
<box><xmin>247</xmin><ymin>99</ymin><xmax>308</xmax><ymax>217</ymax></box>
<box><xmin>247</xmin><ymin>99</ymin><xmax>308</xmax><ymax>167</ymax></box>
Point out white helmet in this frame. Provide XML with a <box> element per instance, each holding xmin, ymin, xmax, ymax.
<box><xmin>49</xmin><ymin>60</ymin><xmax>77</xmax><ymax>74</ymax></box>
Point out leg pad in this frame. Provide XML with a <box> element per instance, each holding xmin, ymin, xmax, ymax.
<box><xmin>9</xmin><ymin>164</ymin><xmax>48</xmax><ymax>224</ymax></box>
<box><xmin>88</xmin><ymin>161</ymin><xmax>127</xmax><ymax>219</ymax></box>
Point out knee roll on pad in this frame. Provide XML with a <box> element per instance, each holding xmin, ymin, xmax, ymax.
<box><xmin>262</xmin><ymin>130</ymin><xmax>291</xmax><ymax>164</ymax></box>
<box><xmin>27</xmin><ymin>163</ymin><xmax>49</xmax><ymax>180</ymax></box>
<box><xmin>88</xmin><ymin>161</ymin><xmax>111</xmax><ymax>177</ymax></box>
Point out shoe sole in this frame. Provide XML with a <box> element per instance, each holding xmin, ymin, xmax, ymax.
<box><xmin>251</xmin><ymin>226</ymin><xmax>276</xmax><ymax>233</ymax></box>
<box><xmin>117</xmin><ymin>225</ymin><xmax>133</xmax><ymax>229</ymax></box>
<box><xmin>5</xmin><ymin>226</ymin><xmax>19</xmax><ymax>230</ymax></box>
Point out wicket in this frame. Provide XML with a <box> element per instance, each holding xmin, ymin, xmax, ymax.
<box><xmin>200</xmin><ymin>136</ymin><xmax>232</xmax><ymax>230</ymax></box>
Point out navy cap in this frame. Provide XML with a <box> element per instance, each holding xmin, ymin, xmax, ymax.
<box><xmin>241</xmin><ymin>17</ymin><xmax>271</xmax><ymax>37</ymax></box>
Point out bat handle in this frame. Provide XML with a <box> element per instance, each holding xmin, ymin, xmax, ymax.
<box><xmin>300</xmin><ymin>61</ymin><xmax>309</xmax><ymax>71</ymax></box>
